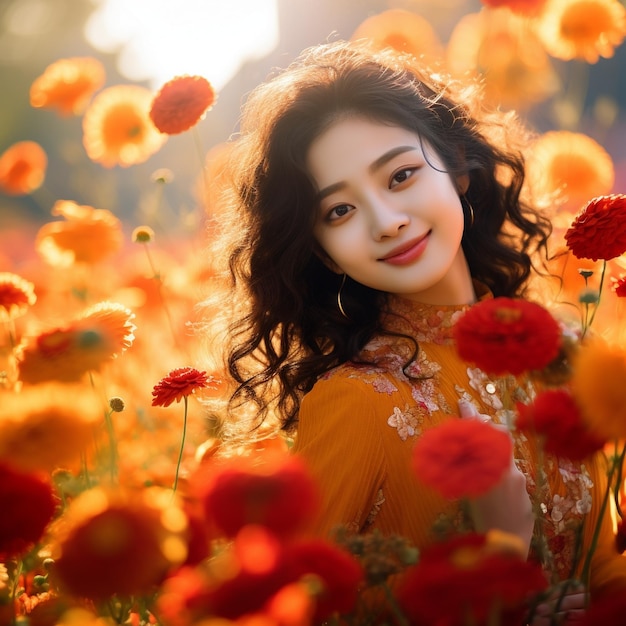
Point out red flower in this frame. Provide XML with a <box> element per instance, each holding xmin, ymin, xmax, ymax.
<box><xmin>611</xmin><ymin>274</ymin><xmax>626</xmax><ymax>297</ymax></box>
<box><xmin>196</xmin><ymin>453</ymin><xmax>319</xmax><ymax>538</ymax></box>
<box><xmin>564</xmin><ymin>194</ymin><xmax>626</xmax><ymax>261</ymax></box>
<box><xmin>0</xmin><ymin>272</ymin><xmax>36</xmax><ymax>321</ymax></box>
<box><xmin>152</xmin><ymin>367</ymin><xmax>217</xmax><ymax>407</ymax></box>
<box><xmin>480</xmin><ymin>0</ymin><xmax>547</xmax><ymax>15</ymax></box>
<box><xmin>412</xmin><ymin>418</ymin><xmax>512</xmax><ymax>499</ymax></box>
<box><xmin>396</xmin><ymin>532</ymin><xmax>547</xmax><ymax>626</ymax></box>
<box><xmin>453</xmin><ymin>297</ymin><xmax>562</xmax><ymax>376</ymax></box>
<box><xmin>516</xmin><ymin>389</ymin><xmax>606</xmax><ymax>461</ymax></box>
<box><xmin>616</xmin><ymin>519</ymin><xmax>626</xmax><ymax>554</ymax></box>
<box><xmin>150</xmin><ymin>75</ymin><xmax>215</xmax><ymax>135</ymax></box>
<box><xmin>580</xmin><ymin>593</ymin><xmax>626</xmax><ymax>625</ymax></box>
<box><xmin>0</xmin><ymin>462</ymin><xmax>57</xmax><ymax>558</ymax></box>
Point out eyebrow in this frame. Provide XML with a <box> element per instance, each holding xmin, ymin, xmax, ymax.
<box><xmin>316</xmin><ymin>145</ymin><xmax>419</xmax><ymax>202</ymax></box>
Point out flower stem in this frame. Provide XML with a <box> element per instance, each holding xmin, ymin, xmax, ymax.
<box><xmin>585</xmin><ymin>260</ymin><xmax>607</xmax><ymax>334</ymax></box>
<box><xmin>172</xmin><ymin>395</ymin><xmax>189</xmax><ymax>496</ymax></box>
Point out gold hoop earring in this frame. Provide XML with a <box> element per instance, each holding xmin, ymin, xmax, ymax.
<box><xmin>461</xmin><ymin>195</ymin><xmax>474</xmax><ymax>228</ymax></box>
<box><xmin>337</xmin><ymin>273</ymin><xmax>349</xmax><ymax>319</ymax></box>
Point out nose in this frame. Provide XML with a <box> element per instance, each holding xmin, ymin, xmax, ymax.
<box><xmin>367</xmin><ymin>194</ymin><xmax>409</xmax><ymax>240</ymax></box>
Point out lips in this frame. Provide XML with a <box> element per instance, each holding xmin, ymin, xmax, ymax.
<box><xmin>378</xmin><ymin>231</ymin><xmax>431</xmax><ymax>264</ymax></box>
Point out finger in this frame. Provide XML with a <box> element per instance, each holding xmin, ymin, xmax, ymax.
<box><xmin>458</xmin><ymin>398</ymin><xmax>478</xmax><ymax>419</ymax></box>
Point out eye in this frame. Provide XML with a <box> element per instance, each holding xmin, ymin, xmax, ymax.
<box><xmin>390</xmin><ymin>167</ymin><xmax>417</xmax><ymax>188</ymax></box>
<box><xmin>325</xmin><ymin>204</ymin><xmax>354</xmax><ymax>222</ymax></box>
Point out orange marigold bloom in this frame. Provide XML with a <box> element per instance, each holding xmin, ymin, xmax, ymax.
<box><xmin>152</xmin><ymin>367</ymin><xmax>218</xmax><ymax>407</ymax></box>
<box><xmin>571</xmin><ymin>339</ymin><xmax>626</xmax><ymax>440</ymax></box>
<box><xmin>52</xmin><ymin>487</ymin><xmax>188</xmax><ymax>600</ymax></box>
<box><xmin>0</xmin><ymin>383</ymin><xmax>101</xmax><ymax>472</ymax></box>
<box><xmin>150</xmin><ymin>75</ymin><xmax>215</xmax><ymax>135</ymax></box>
<box><xmin>350</xmin><ymin>9</ymin><xmax>443</xmax><ymax>63</ymax></box>
<box><xmin>565</xmin><ymin>194</ymin><xmax>626</xmax><ymax>261</ymax></box>
<box><xmin>82</xmin><ymin>84</ymin><xmax>166</xmax><ymax>168</ymax></box>
<box><xmin>536</xmin><ymin>0</ymin><xmax>626</xmax><ymax>63</ymax></box>
<box><xmin>0</xmin><ymin>141</ymin><xmax>47</xmax><ymax>196</ymax></box>
<box><xmin>447</xmin><ymin>9</ymin><xmax>558</xmax><ymax>109</ymax></box>
<box><xmin>17</xmin><ymin>301</ymin><xmax>136</xmax><ymax>384</ymax></box>
<box><xmin>525</xmin><ymin>131</ymin><xmax>614</xmax><ymax>226</ymax></box>
<box><xmin>481</xmin><ymin>0</ymin><xmax>548</xmax><ymax>15</ymax></box>
<box><xmin>0</xmin><ymin>272</ymin><xmax>36</xmax><ymax>321</ymax></box>
<box><xmin>35</xmin><ymin>200</ymin><xmax>123</xmax><ymax>266</ymax></box>
<box><xmin>29</xmin><ymin>57</ymin><xmax>105</xmax><ymax>116</ymax></box>
<box><xmin>412</xmin><ymin>419</ymin><xmax>512</xmax><ymax>499</ymax></box>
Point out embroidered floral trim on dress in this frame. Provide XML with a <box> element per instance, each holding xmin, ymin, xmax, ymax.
<box><xmin>364</xmin><ymin>489</ymin><xmax>386</xmax><ymax>531</ymax></box>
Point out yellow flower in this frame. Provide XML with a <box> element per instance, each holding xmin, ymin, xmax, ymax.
<box><xmin>30</xmin><ymin>57</ymin><xmax>105</xmax><ymax>116</ymax></box>
<box><xmin>446</xmin><ymin>9</ymin><xmax>559</xmax><ymax>110</ymax></box>
<box><xmin>0</xmin><ymin>383</ymin><xmax>101</xmax><ymax>472</ymax></box>
<box><xmin>35</xmin><ymin>200</ymin><xmax>123</xmax><ymax>267</ymax></box>
<box><xmin>17</xmin><ymin>302</ymin><xmax>136</xmax><ymax>384</ymax></box>
<box><xmin>536</xmin><ymin>0</ymin><xmax>626</xmax><ymax>63</ymax></box>
<box><xmin>524</xmin><ymin>130</ymin><xmax>614</xmax><ymax>227</ymax></box>
<box><xmin>0</xmin><ymin>273</ymin><xmax>36</xmax><ymax>321</ymax></box>
<box><xmin>571</xmin><ymin>339</ymin><xmax>626</xmax><ymax>440</ymax></box>
<box><xmin>82</xmin><ymin>85</ymin><xmax>166</xmax><ymax>167</ymax></box>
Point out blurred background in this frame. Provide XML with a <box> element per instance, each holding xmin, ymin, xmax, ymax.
<box><xmin>1</xmin><ymin>0</ymin><xmax>625</xmax><ymax>262</ymax></box>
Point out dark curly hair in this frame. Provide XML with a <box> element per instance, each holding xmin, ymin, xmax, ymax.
<box><xmin>205</xmin><ymin>41</ymin><xmax>552</xmax><ymax>433</ymax></box>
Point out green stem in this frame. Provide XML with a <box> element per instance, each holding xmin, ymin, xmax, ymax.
<box><xmin>103</xmin><ymin>408</ymin><xmax>118</xmax><ymax>483</ymax></box>
<box><xmin>172</xmin><ymin>396</ymin><xmax>189</xmax><ymax>496</ymax></box>
<box><xmin>613</xmin><ymin>444</ymin><xmax>626</xmax><ymax>520</ymax></box>
<box><xmin>585</xmin><ymin>260</ymin><xmax>607</xmax><ymax>335</ymax></box>
<box><xmin>382</xmin><ymin>583</ymin><xmax>409</xmax><ymax>626</ymax></box>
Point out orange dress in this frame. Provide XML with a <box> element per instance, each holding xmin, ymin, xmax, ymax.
<box><xmin>291</xmin><ymin>291</ymin><xmax>626</xmax><ymax>598</ymax></box>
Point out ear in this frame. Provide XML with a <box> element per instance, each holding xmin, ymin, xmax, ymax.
<box><xmin>456</xmin><ymin>173</ymin><xmax>470</xmax><ymax>195</ymax></box>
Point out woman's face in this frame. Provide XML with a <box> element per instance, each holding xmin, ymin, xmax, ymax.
<box><xmin>307</xmin><ymin>116</ymin><xmax>475</xmax><ymax>305</ymax></box>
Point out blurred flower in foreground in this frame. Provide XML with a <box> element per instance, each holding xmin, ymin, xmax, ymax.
<box><xmin>52</xmin><ymin>487</ymin><xmax>188</xmax><ymax>600</ymax></box>
<box><xmin>571</xmin><ymin>339</ymin><xmax>626</xmax><ymax>440</ymax></box>
<box><xmin>611</xmin><ymin>274</ymin><xmax>626</xmax><ymax>297</ymax></box>
<box><xmin>453</xmin><ymin>297</ymin><xmax>562</xmax><ymax>376</ymax></box>
<box><xmin>0</xmin><ymin>140</ymin><xmax>47</xmax><ymax>195</ymax></box>
<box><xmin>82</xmin><ymin>85</ymin><xmax>166</xmax><ymax>167</ymax></box>
<box><xmin>151</xmin><ymin>367</ymin><xmax>218</xmax><ymax>407</ymax></box>
<box><xmin>537</xmin><ymin>0</ymin><xmax>626</xmax><ymax>63</ymax></box>
<box><xmin>447</xmin><ymin>8</ymin><xmax>558</xmax><ymax>110</ymax></box>
<box><xmin>525</xmin><ymin>131</ymin><xmax>614</xmax><ymax>224</ymax></box>
<box><xmin>36</xmin><ymin>200</ymin><xmax>123</xmax><ymax>266</ymax></box>
<box><xmin>397</xmin><ymin>531</ymin><xmax>547</xmax><ymax>625</ymax></box>
<box><xmin>564</xmin><ymin>194</ymin><xmax>626</xmax><ymax>261</ymax></box>
<box><xmin>480</xmin><ymin>0</ymin><xmax>547</xmax><ymax>15</ymax></box>
<box><xmin>150</xmin><ymin>75</ymin><xmax>215</xmax><ymax>135</ymax></box>
<box><xmin>350</xmin><ymin>9</ymin><xmax>443</xmax><ymax>63</ymax></box>
<box><xmin>579</xmin><ymin>593</ymin><xmax>626</xmax><ymax>625</ymax></box>
<box><xmin>29</xmin><ymin>57</ymin><xmax>106</xmax><ymax>116</ymax></box>
<box><xmin>17</xmin><ymin>301</ymin><xmax>136</xmax><ymax>384</ymax></box>
<box><xmin>0</xmin><ymin>383</ymin><xmax>101</xmax><ymax>472</ymax></box>
<box><xmin>412</xmin><ymin>418</ymin><xmax>512</xmax><ymax>499</ymax></box>
<box><xmin>516</xmin><ymin>389</ymin><xmax>606</xmax><ymax>461</ymax></box>
<box><xmin>0</xmin><ymin>461</ymin><xmax>56</xmax><ymax>558</ymax></box>
<box><xmin>0</xmin><ymin>272</ymin><xmax>36</xmax><ymax>321</ymax></box>
<box><xmin>195</xmin><ymin>452</ymin><xmax>319</xmax><ymax>538</ymax></box>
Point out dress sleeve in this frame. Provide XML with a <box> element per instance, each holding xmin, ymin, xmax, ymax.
<box><xmin>584</xmin><ymin>452</ymin><xmax>626</xmax><ymax>599</ymax></box>
<box><xmin>291</xmin><ymin>376</ymin><xmax>387</xmax><ymax>539</ymax></box>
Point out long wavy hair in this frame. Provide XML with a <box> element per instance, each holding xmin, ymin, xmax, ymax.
<box><xmin>204</xmin><ymin>41</ymin><xmax>552</xmax><ymax>433</ymax></box>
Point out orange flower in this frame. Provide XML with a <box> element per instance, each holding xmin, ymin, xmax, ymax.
<box><xmin>29</xmin><ymin>57</ymin><xmax>105</xmax><ymax>116</ymax></box>
<box><xmin>150</xmin><ymin>75</ymin><xmax>215</xmax><ymax>135</ymax></box>
<box><xmin>412</xmin><ymin>418</ymin><xmax>512</xmax><ymax>499</ymax></box>
<box><xmin>0</xmin><ymin>462</ymin><xmax>57</xmax><ymax>558</ymax></box>
<box><xmin>350</xmin><ymin>9</ymin><xmax>443</xmax><ymax>63</ymax></box>
<box><xmin>52</xmin><ymin>487</ymin><xmax>188</xmax><ymax>599</ymax></box>
<box><xmin>480</xmin><ymin>0</ymin><xmax>547</xmax><ymax>15</ymax></box>
<box><xmin>151</xmin><ymin>367</ymin><xmax>217</xmax><ymax>407</ymax></box>
<box><xmin>82</xmin><ymin>84</ymin><xmax>166</xmax><ymax>167</ymax></box>
<box><xmin>0</xmin><ymin>383</ymin><xmax>101</xmax><ymax>472</ymax></box>
<box><xmin>571</xmin><ymin>338</ymin><xmax>626</xmax><ymax>440</ymax></box>
<box><xmin>565</xmin><ymin>194</ymin><xmax>626</xmax><ymax>261</ymax></box>
<box><xmin>453</xmin><ymin>298</ymin><xmax>562</xmax><ymax>376</ymax></box>
<box><xmin>17</xmin><ymin>301</ymin><xmax>136</xmax><ymax>384</ymax></box>
<box><xmin>516</xmin><ymin>389</ymin><xmax>606</xmax><ymax>460</ymax></box>
<box><xmin>35</xmin><ymin>200</ymin><xmax>123</xmax><ymax>266</ymax></box>
<box><xmin>525</xmin><ymin>131</ymin><xmax>614</xmax><ymax>226</ymax></box>
<box><xmin>0</xmin><ymin>141</ymin><xmax>47</xmax><ymax>195</ymax></box>
<box><xmin>446</xmin><ymin>9</ymin><xmax>558</xmax><ymax>110</ymax></box>
<box><xmin>536</xmin><ymin>0</ymin><xmax>626</xmax><ymax>63</ymax></box>
<box><xmin>0</xmin><ymin>272</ymin><xmax>36</xmax><ymax>321</ymax></box>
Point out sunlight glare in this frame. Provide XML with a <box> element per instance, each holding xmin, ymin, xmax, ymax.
<box><xmin>84</xmin><ymin>0</ymin><xmax>279</xmax><ymax>90</ymax></box>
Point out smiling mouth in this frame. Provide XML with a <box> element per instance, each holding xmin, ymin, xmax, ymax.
<box><xmin>378</xmin><ymin>231</ymin><xmax>432</xmax><ymax>263</ymax></box>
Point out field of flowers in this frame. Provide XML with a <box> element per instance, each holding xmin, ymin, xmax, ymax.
<box><xmin>2</xmin><ymin>1</ymin><xmax>626</xmax><ymax>624</ymax></box>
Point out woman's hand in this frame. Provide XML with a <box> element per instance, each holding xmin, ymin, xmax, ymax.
<box><xmin>458</xmin><ymin>399</ymin><xmax>535</xmax><ymax>556</ymax></box>
<box><xmin>530</xmin><ymin>583</ymin><xmax>587</xmax><ymax>625</ymax></box>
